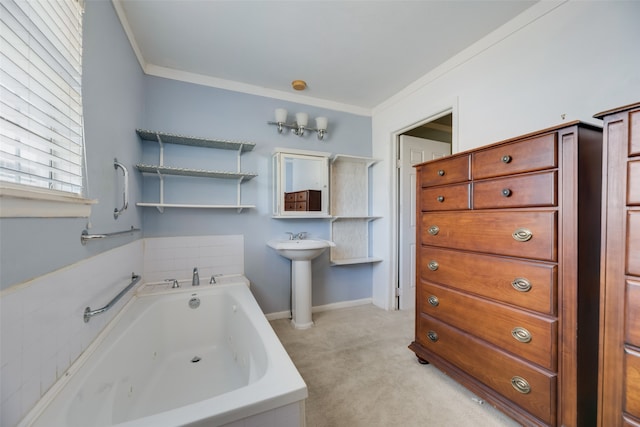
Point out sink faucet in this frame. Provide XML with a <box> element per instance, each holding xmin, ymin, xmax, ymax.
<box><xmin>286</xmin><ymin>232</ymin><xmax>307</xmax><ymax>240</ymax></box>
<box><xmin>192</xmin><ymin>267</ymin><xmax>200</xmax><ymax>286</ymax></box>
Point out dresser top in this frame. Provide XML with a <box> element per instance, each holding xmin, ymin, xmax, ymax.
<box><xmin>414</xmin><ymin>120</ymin><xmax>601</xmax><ymax>168</ymax></box>
<box><xmin>593</xmin><ymin>101</ymin><xmax>640</xmax><ymax>119</ymax></box>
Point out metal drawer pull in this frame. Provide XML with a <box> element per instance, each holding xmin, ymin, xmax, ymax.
<box><xmin>502</xmin><ymin>155</ymin><xmax>512</xmax><ymax>164</ymax></box>
<box><xmin>511</xmin><ymin>376</ymin><xmax>531</xmax><ymax>394</ymax></box>
<box><xmin>428</xmin><ymin>295</ymin><xmax>439</xmax><ymax>307</ymax></box>
<box><xmin>427</xmin><ymin>330</ymin><xmax>439</xmax><ymax>342</ymax></box>
<box><xmin>512</xmin><ymin>228</ymin><xmax>533</xmax><ymax>242</ymax></box>
<box><xmin>438</xmin><ymin>169</ymin><xmax>445</xmax><ymax>176</ymax></box>
<box><xmin>511</xmin><ymin>327</ymin><xmax>532</xmax><ymax>343</ymax></box>
<box><xmin>428</xmin><ymin>225</ymin><xmax>440</xmax><ymax>236</ymax></box>
<box><xmin>437</xmin><ymin>196</ymin><xmax>445</xmax><ymax>202</ymax></box>
<box><xmin>511</xmin><ymin>278</ymin><xmax>532</xmax><ymax>292</ymax></box>
<box><xmin>428</xmin><ymin>261</ymin><xmax>439</xmax><ymax>271</ymax></box>
<box><xmin>502</xmin><ymin>188</ymin><xmax>512</xmax><ymax>197</ymax></box>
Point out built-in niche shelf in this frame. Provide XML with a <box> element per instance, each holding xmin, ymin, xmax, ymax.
<box><xmin>329</xmin><ymin>155</ymin><xmax>382</xmax><ymax>265</ymax></box>
<box><xmin>135</xmin><ymin>129</ymin><xmax>257</xmax><ymax>213</ymax></box>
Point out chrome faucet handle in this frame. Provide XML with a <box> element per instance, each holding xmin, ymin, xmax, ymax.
<box><xmin>210</xmin><ymin>274</ymin><xmax>222</xmax><ymax>284</ymax></box>
<box><xmin>165</xmin><ymin>278</ymin><xmax>180</xmax><ymax>288</ymax></box>
<box><xmin>296</xmin><ymin>232</ymin><xmax>307</xmax><ymax>239</ymax></box>
<box><xmin>286</xmin><ymin>232</ymin><xmax>295</xmax><ymax>240</ymax></box>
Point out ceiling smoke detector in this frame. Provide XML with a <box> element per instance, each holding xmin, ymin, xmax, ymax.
<box><xmin>291</xmin><ymin>80</ymin><xmax>307</xmax><ymax>91</ymax></box>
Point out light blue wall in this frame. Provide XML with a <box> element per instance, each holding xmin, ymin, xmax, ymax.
<box><xmin>0</xmin><ymin>0</ymin><xmax>375</xmax><ymax>315</ymax></box>
<box><xmin>140</xmin><ymin>77</ymin><xmax>374</xmax><ymax>314</ymax></box>
<box><xmin>0</xmin><ymin>0</ymin><xmax>144</xmax><ymax>289</ymax></box>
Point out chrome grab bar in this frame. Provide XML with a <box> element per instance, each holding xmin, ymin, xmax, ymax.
<box><xmin>114</xmin><ymin>158</ymin><xmax>129</xmax><ymax>219</ymax></box>
<box><xmin>80</xmin><ymin>226</ymin><xmax>140</xmax><ymax>245</ymax></box>
<box><xmin>84</xmin><ymin>273</ymin><xmax>141</xmax><ymax>323</ymax></box>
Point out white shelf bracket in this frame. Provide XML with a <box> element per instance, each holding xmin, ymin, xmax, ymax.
<box><xmin>236</xmin><ymin>177</ymin><xmax>243</xmax><ymax>208</ymax></box>
<box><xmin>236</xmin><ymin>144</ymin><xmax>244</xmax><ymax>173</ymax></box>
<box><xmin>157</xmin><ymin>135</ymin><xmax>165</xmax><ymax>166</ymax></box>
<box><xmin>156</xmin><ymin>169</ymin><xmax>165</xmax><ymax>213</ymax></box>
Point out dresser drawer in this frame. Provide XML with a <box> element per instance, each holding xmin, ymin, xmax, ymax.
<box><xmin>472</xmin><ymin>133</ymin><xmax>557</xmax><ymax>179</ymax></box>
<box><xmin>627</xmin><ymin>280</ymin><xmax>640</xmax><ymax>347</ymax></box>
<box><xmin>629</xmin><ymin>212</ymin><xmax>640</xmax><ymax>276</ymax></box>
<box><xmin>630</xmin><ymin>108</ymin><xmax>640</xmax><ymax>156</ymax></box>
<box><xmin>285</xmin><ymin>192</ymin><xmax>296</xmax><ymax>202</ymax></box>
<box><xmin>629</xmin><ymin>161</ymin><xmax>640</xmax><ymax>205</ymax></box>
<box><xmin>419</xmin><ymin>281</ymin><xmax>557</xmax><ymax>370</ymax></box>
<box><xmin>473</xmin><ymin>171</ymin><xmax>557</xmax><ymax>209</ymax></box>
<box><xmin>419</xmin><ymin>246</ymin><xmax>556</xmax><ymax>314</ymax></box>
<box><xmin>418</xmin><ymin>155</ymin><xmax>470</xmax><ymax>186</ymax></box>
<box><xmin>417</xmin><ymin>313</ymin><xmax>557</xmax><ymax>424</ymax></box>
<box><xmin>421</xmin><ymin>211</ymin><xmax>557</xmax><ymax>261</ymax></box>
<box><xmin>420</xmin><ymin>183</ymin><xmax>469</xmax><ymax>211</ymax></box>
<box><xmin>625</xmin><ymin>348</ymin><xmax>640</xmax><ymax>418</ymax></box>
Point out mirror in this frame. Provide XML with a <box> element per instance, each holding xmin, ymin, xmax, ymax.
<box><xmin>272</xmin><ymin>150</ymin><xmax>330</xmax><ymax>217</ymax></box>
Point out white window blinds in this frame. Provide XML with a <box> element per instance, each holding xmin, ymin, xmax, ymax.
<box><xmin>0</xmin><ymin>0</ymin><xmax>84</xmax><ymax>195</ymax></box>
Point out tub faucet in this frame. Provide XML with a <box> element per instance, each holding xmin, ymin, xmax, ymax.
<box><xmin>192</xmin><ymin>268</ymin><xmax>200</xmax><ymax>286</ymax></box>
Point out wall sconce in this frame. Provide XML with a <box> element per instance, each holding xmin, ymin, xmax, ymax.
<box><xmin>268</xmin><ymin>108</ymin><xmax>328</xmax><ymax>140</ymax></box>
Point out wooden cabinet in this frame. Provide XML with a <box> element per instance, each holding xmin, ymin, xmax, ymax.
<box><xmin>595</xmin><ymin>102</ymin><xmax>640</xmax><ymax>427</ymax></box>
<box><xmin>410</xmin><ymin>122</ymin><xmax>603</xmax><ymax>426</ymax></box>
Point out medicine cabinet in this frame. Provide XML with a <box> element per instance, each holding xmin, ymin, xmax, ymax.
<box><xmin>272</xmin><ymin>149</ymin><xmax>330</xmax><ymax>218</ymax></box>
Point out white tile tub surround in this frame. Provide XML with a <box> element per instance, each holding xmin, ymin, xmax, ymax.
<box><xmin>1</xmin><ymin>234</ymin><xmax>245</xmax><ymax>427</ymax></box>
<box><xmin>0</xmin><ymin>240</ymin><xmax>143</xmax><ymax>427</ymax></box>
<box><xmin>143</xmin><ymin>235</ymin><xmax>244</xmax><ymax>283</ymax></box>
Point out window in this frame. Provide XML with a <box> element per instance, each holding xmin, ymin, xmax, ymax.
<box><xmin>1</xmin><ymin>0</ymin><xmax>84</xmax><ymax>194</ymax></box>
<box><xmin>0</xmin><ymin>0</ymin><xmax>92</xmax><ymax>217</ymax></box>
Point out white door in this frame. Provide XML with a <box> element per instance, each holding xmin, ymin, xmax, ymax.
<box><xmin>398</xmin><ymin>135</ymin><xmax>451</xmax><ymax>310</ymax></box>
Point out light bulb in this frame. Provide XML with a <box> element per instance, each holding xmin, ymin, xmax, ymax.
<box><xmin>295</xmin><ymin>112</ymin><xmax>309</xmax><ymax>128</ymax></box>
<box><xmin>315</xmin><ymin>117</ymin><xmax>328</xmax><ymax>131</ymax></box>
<box><xmin>275</xmin><ymin>108</ymin><xmax>288</xmax><ymax>124</ymax></box>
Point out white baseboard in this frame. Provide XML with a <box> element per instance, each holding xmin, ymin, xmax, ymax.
<box><xmin>264</xmin><ymin>297</ymin><xmax>373</xmax><ymax>321</ymax></box>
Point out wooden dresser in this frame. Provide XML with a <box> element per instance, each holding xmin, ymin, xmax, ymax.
<box><xmin>595</xmin><ymin>102</ymin><xmax>640</xmax><ymax>427</ymax></box>
<box><xmin>409</xmin><ymin>122</ymin><xmax>603</xmax><ymax>426</ymax></box>
<box><xmin>284</xmin><ymin>190</ymin><xmax>321</xmax><ymax>211</ymax></box>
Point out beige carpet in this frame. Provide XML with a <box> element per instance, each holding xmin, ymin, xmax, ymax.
<box><xmin>271</xmin><ymin>304</ymin><xmax>522</xmax><ymax>427</ymax></box>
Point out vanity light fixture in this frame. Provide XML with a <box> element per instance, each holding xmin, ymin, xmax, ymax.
<box><xmin>269</xmin><ymin>108</ymin><xmax>328</xmax><ymax>141</ymax></box>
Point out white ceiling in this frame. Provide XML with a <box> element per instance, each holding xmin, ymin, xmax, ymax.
<box><xmin>114</xmin><ymin>0</ymin><xmax>538</xmax><ymax>114</ymax></box>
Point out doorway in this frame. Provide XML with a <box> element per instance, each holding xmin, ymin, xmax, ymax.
<box><xmin>396</xmin><ymin>113</ymin><xmax>453</xmax><ymax>310</ymax></box>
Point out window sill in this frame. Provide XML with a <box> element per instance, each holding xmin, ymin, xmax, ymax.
<box><xmin>0</xmin><ymin>183</ymin><xmax>97</xmax><ymax>218</ymax></box>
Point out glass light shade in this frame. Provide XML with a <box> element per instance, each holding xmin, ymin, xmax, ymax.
<box><xmin>295</xmin><ymin>112</ymin><xmax>309</xmax><ymax>127</ymax></box>
<box><xmin>315</xmin><ymin>117</ymin><xmax>328</xmax><ymax>131</ymax></box>
<box><xmin>275</xmin><ymin>108</ymin><xmax>288</xmax><ymax>123</ymax></box>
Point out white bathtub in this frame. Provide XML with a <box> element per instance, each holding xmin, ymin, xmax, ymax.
<box><xmin>20</xmin><ymin>276</ymin><xmax>307</xmax><ymax>427</ymax></box>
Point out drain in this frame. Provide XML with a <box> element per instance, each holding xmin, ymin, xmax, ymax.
<box><xmin>191</xmin><ymin>356</ymin><xmax>201</xmax><ymax>363</ymax></box>
<box><xmin>188</xmin><ymin>297</ymin><xmax>200</xmax><ymax>309</ymax></box>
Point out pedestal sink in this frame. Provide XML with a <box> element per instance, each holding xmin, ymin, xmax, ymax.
<box><xmin>267</xmin><ymin>239</ymin><xmax>335</xmax><ymax>329</ymax></box>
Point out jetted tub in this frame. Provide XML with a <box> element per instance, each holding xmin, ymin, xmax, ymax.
<box><xmin>20</xmin><ymin>275</ymin><xmax>307</xmax><ymax>427</ymax></box>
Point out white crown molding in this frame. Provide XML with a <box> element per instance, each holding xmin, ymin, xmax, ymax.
<box><xmin>145</xmin><ymin>64</ymin><xmax>372</xmax><ymax>117</ymax></box>
<box><xmin>111</xmin><ymin>0</ymin><xmax>147</xmax><ymax>72</ymax></box>
<box><xmin>372</xmin><ymin>0</ymin><xmax>567</xmax><ymax>115</ymax></box>
<box><xmin>111</xmin><ymin>0</ymin><xmax>370</xmax><ymax>117</ymax></box>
